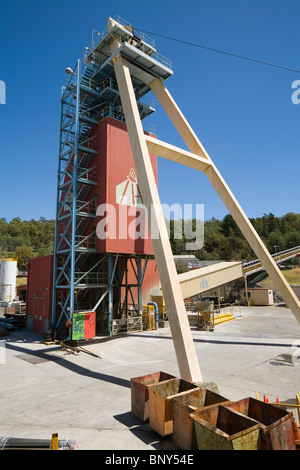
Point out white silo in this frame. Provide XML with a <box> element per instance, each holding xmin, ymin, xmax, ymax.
<box><xmin>0</xmin><ymin>257</ymin><xmax>18</xmax><ymax>302</ymax></box>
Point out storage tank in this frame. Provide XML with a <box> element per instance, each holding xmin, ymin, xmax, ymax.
<box><xmin>0</xmin><ymin>257</ymin><xmax>18</xmax><ymax>302</ymax></box>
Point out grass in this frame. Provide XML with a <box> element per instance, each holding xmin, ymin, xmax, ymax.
<box><xmin>16</xmin><ymin>277</ymin><xmax>27</xmax><ymax>287</ymax></box>
<box><xmin>260</xmin><ymin>267</ymin><xmax>300</xmax><ymax>286</ymax></box>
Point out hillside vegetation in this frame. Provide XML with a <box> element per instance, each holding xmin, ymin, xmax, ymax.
<box><xmin>170</xmin><ymin>212</ymin><xmax>300</xmax><ymax>262</ymax></box>
<box><xmin>0</xmin><ymin>217</ymin><xmax>55</xmax><ymax>269</ymax></box>
<box><xmin>0</xmin><ymin>212</ymin><xmax>299</xmax><ymax>269</ymax></box>
<box><xmin>260</xmin><ymin>268</ymin><xmax>300</xmax><ymax>286</ymax></box>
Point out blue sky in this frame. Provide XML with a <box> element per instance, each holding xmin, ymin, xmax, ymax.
<box><xmin>0</xmin><ymin>0</ymin><xmax>299</xmax><ymax>222</ymax></box>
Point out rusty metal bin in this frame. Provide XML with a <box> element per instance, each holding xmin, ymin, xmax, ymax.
<box><xmin>190</xmin><ymin>404</ymin><xmax>260</xmax><ymax>450</ymax></box>
<box><xmin>130</xmin><ymin>371</ymin><xmax>176</xmax><ymax>421</ymax></box>
<box><xmin>225</xmin><ymin>397</ymin><xmax>296</xmax><ymax>450</ymax></box>
<box><xmin>172</xmin><ymin>389</ymin><xmax>231</xmax><ymax>450</ymax></box>
<box><xmin>148</xmin><ymin>378</ymin><xmax>199</xmax><ymax>436</ymax></box>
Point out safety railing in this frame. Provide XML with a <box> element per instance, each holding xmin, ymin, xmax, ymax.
<box><xmin>84</xmin><ymin>15</ymin><xmax>172</xmax><ymax>70</ymax></box>
<box><xmin>76</xmin><ymin>197</ymin><xmax>97</xmax><ymax>216</ymax></box>
<box><xmin>74</xmin><ymin>270</ymin><xmax>107</xmax><ymax>286</ymax></box>
<box><xmin>75</xmin><ymin>232</ymin><xmax>96</xmax><ymax>251</ymax></box>
<box><xmin>77</xmin><ymin>166</ymin><xmax>97</xmax><ymax>185</ymax></box>
<box><xmin>186</xmin><ymin>301</ymin><xmax>242</xmax><ymax>330</ymax></box>
<box><xmin>215</xmin><ymin>302</ymin><xmax>242</xmax><ymax>318</ymax></box>
<box><xmin>87</xmin><ymin>103</ymin><xmax>155</xmax><ymax>134</ymax></box>
<box><xmin>112</xmin><ymin>316</ymin><xmax>143</xmax><ymax>335</ymax></box>
<box><xmin>243</xmin><ymin>245</ymin><xmax>300</xmax><ymax>274</ymax></box>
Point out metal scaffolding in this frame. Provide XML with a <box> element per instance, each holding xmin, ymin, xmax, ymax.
<box><xmin>52</xmin><ymin>17</ymin><xmax>157</xmax><ymax>340</ymax></box>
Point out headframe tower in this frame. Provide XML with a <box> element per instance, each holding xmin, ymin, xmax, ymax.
<box><xmin>53</xmin><ymin>16</ymin><xmax>300</xmax><ymax>384</ymax></box>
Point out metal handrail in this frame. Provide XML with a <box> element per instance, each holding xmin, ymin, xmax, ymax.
<box><xmin>243</xmin><ymin>245</ymin><xmax>300</xmax><ymax>273</ymax></box>
<box><xmin>76</xmin><ymin>197</ymin><xmax>97</xmax><ymax>214</ymax></box>
<box><xmin>75</xmin><ymin>232</ymin><xmax>96</xmax><ymax>249</ymax></box>
<box><xmin>74</xmin><ymin>271</ymin><xmax>107</xmax><ymax>285</ymax></box>
<box><xmin>84</xmin><ymin>15</ymin><xmax>172</xmax><ymax>70</ymax></box>
<box><xmin>77</xmin><ymin>166</ymin><xmax>97</xmax><ymax>183</ymax></box>
<box><xmin>86</xmin><ymin>16</ymin><xmax>155</xmax><ymax>55</ymax></box>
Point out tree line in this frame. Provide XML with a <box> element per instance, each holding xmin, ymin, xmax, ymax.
<box><xmin>0</xmin><ymin>217</ymin><xmax>55</xmax><ymax>269</ymax></box>
<box><xmin>170</xmin><ymin>212</ymin><xmax>300</xmax><ymax>262</ymax></box>
<box><xmin>0</xmin><ymin>212</ymin><xmax>299</xmax><ymax>269</ymax></box>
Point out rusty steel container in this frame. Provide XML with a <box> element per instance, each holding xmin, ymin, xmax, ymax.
<box><xmin>172</xmin><ymin>388</ymin><xmax>231</xmax><ymax>450</ymax></box>
<box><xmin>148</xmin><ymin>378</ymin><xmax>199</xmax><ymax>436</ymax></box>
<box><xmin>226</xmin><ymin>397</ymin><xmax>296</xmax><ymax>450</ymax></box>
<box><xmin>190</xmin><ymin>404</ymin><xmax>260</xmax><ymax>450</ymax></box>
<box><xmin>130</xmin><ymin>371</ymin><xmax>176</xmax><ymax>421</ymax></box>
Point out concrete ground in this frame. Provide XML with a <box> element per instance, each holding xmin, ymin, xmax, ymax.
<box><xmin>0</xmin><ymin>304</ymin><xmax>300</xmax><ymax>450</ymax></box>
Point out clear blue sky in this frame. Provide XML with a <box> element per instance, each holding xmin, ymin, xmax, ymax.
<box><xmin>0</xmin><ymin>0</ymin><xmax>299</xmax><ymax>222</ymax></box>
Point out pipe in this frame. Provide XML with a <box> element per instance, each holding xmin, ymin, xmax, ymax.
<box><xmin>0</xmin><ymin>436</ymin><xmax>78</xmax><ymax>450</ymax></box>
<box><xmin>148</xmin><ymin>302</ymin><xmax>160</xmax><ymax>329</ymax></box>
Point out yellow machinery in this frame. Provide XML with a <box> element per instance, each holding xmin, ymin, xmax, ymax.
<box><xmin>195</xmin><ymin>301</ymin><xmax>237</xmax><ymax>330</ymax></box>
<box><xmin>196</xmin><ymin>301</ymin><xmax>214</xmax><ymax>331</ymax></box>
<box><xmin>142</xmin><ymin>305</ymin><xmax>155</xmax><ymax>330</ymax></box>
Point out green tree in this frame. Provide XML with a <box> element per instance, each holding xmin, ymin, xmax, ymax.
<box><xmin>175</xmin><ymin>259</ymin><xmax>189</xmax><ymax>274</ymax></box>
<box><xmin>286</xmin><ymin>231</ymin><xmax>300</xmax><ymax>248</ymax></box>
<box><xmin>267</xmin><ymin>230</ymin><xmax>285</xmax><ymax>253</ymax></box>
<box><xmin>14</xmin><ymin>246</ymin><xmax>35</xmax><ymax>270</ymax></box>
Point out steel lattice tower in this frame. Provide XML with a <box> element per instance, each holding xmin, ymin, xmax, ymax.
<box><xmin>52</xmin><ymin>17</ymin><xmax>169</xmax><ymax>340</ymax></box>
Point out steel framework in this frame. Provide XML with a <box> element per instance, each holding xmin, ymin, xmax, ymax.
<box><xmin>52</xmin><ymin>15</ymin><xmax>300</xmax><ymax>384</ymax></box>
<box><xmin>105</xmin><ymin>16</ymin><xmax>300</xmax><ymax>383</ymax></box>
<box><xmin>52</xmin><ymin>17</ymin><xmax>156</xmax><ymax>340</ymax></box>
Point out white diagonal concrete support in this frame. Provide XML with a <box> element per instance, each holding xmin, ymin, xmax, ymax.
<box><xmin>113</xmin><ymin>54</ymin><xmax>203</xmax><ymax>383</ymax></box>
<box><xmin>150</xmin><ymin>79</ymin><xmax>211</xmax><ymax>160</ymax></box>
<box><xmin>150</xmin><ymin>78</ymin><xmax>300</xmax><ymax>323</ymax></box>
<box><xmin>145</xmin><ymin>135</ymin><xmax>211</xmax><ymax>172</ymax></box>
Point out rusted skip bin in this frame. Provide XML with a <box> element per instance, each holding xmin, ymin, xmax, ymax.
<box><xmin>191</xmin><ymin>404</ymin><xmax>260</xmax><ymax>450</ymax></box>
<box><xmin>172</xmin><ymin>389</ymin><xmax>231</xmax><ymax>450</ymax></box>
<box><xmin>131</xmin><ymin>372</ymin><xmax>176</xmax><ymax>421</ymax></box>
<box><xmin>148</xmin><ymin>378</ymin><xmax>199</xmax><ymax>436</ymax></box>
<box><xmin>226</xmin><ymin>397</ymin><xmax>296</xmax><ymax>450</ymax></box>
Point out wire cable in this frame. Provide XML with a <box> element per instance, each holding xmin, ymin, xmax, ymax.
<box><xmin>137</xmin><ymin>28</ymin><xmax>300</xmax><ymax>74</ymax></box>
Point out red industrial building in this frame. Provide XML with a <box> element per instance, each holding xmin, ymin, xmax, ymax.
<box><xmin>26</xmin><ymin>20</ymin><xmax>174</xmax><ymax>339</ymax></box>
<box><xmin>26</xmin><ymin>255</ymin><xmax>53</xmax><ymax>335</ymax></box>
<box><xmin>26</xmin><ymin>118</ymin><xmax>160</xmax><ymax>338</ymax></box>
<box><xmin>87</xmin><ymin>117</ymin><xmax>157</xmax><ymax>255</ymax></box>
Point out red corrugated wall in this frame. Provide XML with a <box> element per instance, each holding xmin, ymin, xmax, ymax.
<box><xmin>26</xmin><ymin>255</ymin><xmax>53</xmax><ymax>334</ymax></box>
<box><xmin>88</xmin><ymin>117</ymin><xmax>157</xmax><ymax>255</ymax></box>
<box><xmin>124</xmin><ymin>258</ymin><xmax>160</xmax><ymax>306</ymax></box>
<box><xmin>27</xmin><ymin>118</ymin><xmax>160</xmax><ymax>334</ymax></box>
